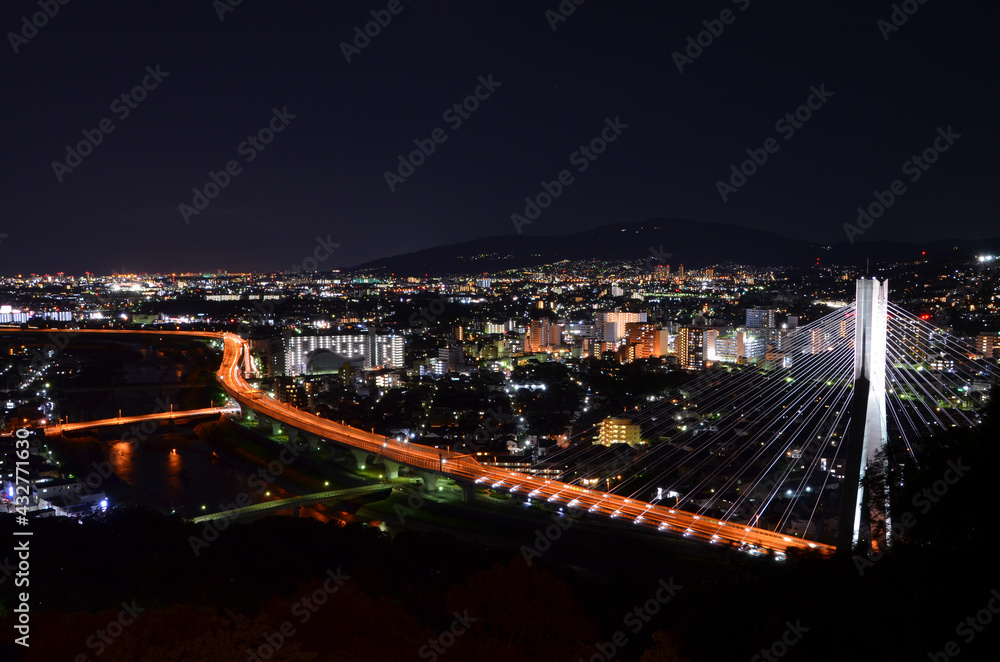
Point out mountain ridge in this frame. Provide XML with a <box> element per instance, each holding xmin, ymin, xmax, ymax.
<box><xmin>346</xmin><ymin>218</ymin><xmax>999</xmax><ymax>276</ymax></box>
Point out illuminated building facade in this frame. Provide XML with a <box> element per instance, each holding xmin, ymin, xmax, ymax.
<box><xmin>596</xmin><ymin>417</ymin><xmax>642</xmax><ymax>446</ymax></box>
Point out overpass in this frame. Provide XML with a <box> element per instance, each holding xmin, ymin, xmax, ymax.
<box><xmin>215</xmin><ymin>333</ymin><xmax>834</xmax><ymax>557</ymax></box>
<box><xmin>189</xmin><ymin>483</ymin><xmax>392</xmax><ymax>523</ymax></box>
<box><xmin>43</xmin><ymin>406</ymin><xmax>239</xmax><ymax>436</ymax></box>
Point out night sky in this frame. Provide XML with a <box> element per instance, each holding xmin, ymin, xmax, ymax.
<box><xmin>1</xmin><ymin>0</ymin><xmax>996</xmax><ymax>275</ymax></box>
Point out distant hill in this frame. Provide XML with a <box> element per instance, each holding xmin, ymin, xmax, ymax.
<box><xmin>347</xmin><ymin>218</ymin><xmax>1000</xmax><ymax>276</ymax></box>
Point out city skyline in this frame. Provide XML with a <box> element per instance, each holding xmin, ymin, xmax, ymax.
<box><xmin>3</xmin><ymin>2</ymin><xmax>999</xmax><ymax>660</ymax></box>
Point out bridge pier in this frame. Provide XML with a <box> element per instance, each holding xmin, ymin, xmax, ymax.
<box><xmin>460</xmin><ymin>482</ymin><xmax>476</xmax><ymax>504</ymax></box>
<box><xmin>270</xmin><ymin>419</ymin><xmax>281</xmax><ymax>437</ymax></box>
<box><xmin>349</xmin><ymin>449</ymin><xmax>369</xmax><ymax>471</ymax></box>
<box><xmin>382</xmin><ymin>460</ymin><xmax>401</xmax><ymax>480</ymax></box>
<box><xmin>287</xmin><ymin>428</ymin><xmax>298</xmax><ymax>445</ymax></box>
<box><xmin>239</xmin><ymin>405</ymin><xmax>254</xmax><ymax>422</ymax></box>
<box><xmin>415</xmin><ymin>472</ymin><xmax>439</xmax><ymax>492</ymax></box>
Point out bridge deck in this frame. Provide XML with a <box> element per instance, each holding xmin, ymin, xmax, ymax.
<box><xmin>189</xmin><ymin>483</ymin><xmax>392</xmax><ymax>523</ymax></box>
<box><xmin>217</xmin><ymin>333</ymin><xmax>835</xmax><ymax>557</ymax></box>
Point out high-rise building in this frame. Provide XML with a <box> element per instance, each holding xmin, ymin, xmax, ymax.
<box><xmin>703</xmin><ymin>328</ymin><xmax>719</xmax><ymax>364</ymax></box>
<box><xmin>652</xmin><ymin>329</ymin><xmax>671</xmax><ymax>357</ymax></box>
<box><xmin>677</xmin><ymin>326</ymin><xmax>705</xmax><ymax>370</ymax></box>
<box><xmin>600</xmin><ymin>311</ymin><xmax>647</xmax><ymax>344</ymax></box>
<box><xmin>740</xmin><ymin>332</ymin><xmax>767</xmax><ymax>363</ymax></box>
<box><xmin>708</xmin><ymin>330</ymin><xmax>767</xmax><ymax>364</ymax></box>
<box><xmin>745</xmin><ymin>308</ymin><xmax>776</xmax><ymax>328</ymax></box>
<box><xmin>527</xmin><ymin>319</ymin><xmax>557</xmax><ymax>353</ymax></box>
<box><xmin>624</xmin><ymin>322</ymin><xmax>655</xmax><ymax>359</ymax></box>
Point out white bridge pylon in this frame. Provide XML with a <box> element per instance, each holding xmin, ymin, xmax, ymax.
<box><xmin>843</xmin><ymin>278</ymin><xmax>890</xmax><ymax>550</ymax></box>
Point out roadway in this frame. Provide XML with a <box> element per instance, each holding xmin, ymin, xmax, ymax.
<box><xmin>42</xmin><ymin>406</ymin><xmax>241</xmax><ymax>436</ymax></box>
<box><xmin>10</xmin><ymin>327</ymin><xmax>836</xmax><ymax>557</ymax></box>
<box><xmin>189</xmin><ymin>483</ymin><xmax>392</xmax><ymax>523</ymax></box>
<box><xmin>215</xmin><ymin>333</ymin><xmax>835</xmax><ymax>557</ymax></box>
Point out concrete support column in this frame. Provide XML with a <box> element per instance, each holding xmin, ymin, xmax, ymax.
<box><xmin>287</xmin><ymin>428</ymin><xmax>298</xmax><ymax>445</ymax></box>
<box><xmin>416</xmin><ymin>472</ymin><xmax>439</xmax><ymax>492</ymax></box>
<box><xmin>460</xmin><ymin>482</ymin><xmax>476</xmax><ymax>504</ymax></box>
<box><xmin>382</xmin><ymin>460</ymin><xmax>400</xmax><ymax>480</ymax></box>
<box><xmin>349</xmin><ymin>449</ymin><xmax>369</xmax><ymax>471</ymax></box>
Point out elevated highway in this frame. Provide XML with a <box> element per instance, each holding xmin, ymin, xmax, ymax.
<box><xmin>8</xmin><ymin>327</ymin><xmax>835</xmax><ymax>557</ymax></box>
<box><xmin>216</xmin><ymin>333</ymin><xmax>834</xmax><ymax>557</ymax></box>
<box><xmin>43</xmin><ymin>406</ymin><xmax>239</xmax><ymax>436</ymax></box>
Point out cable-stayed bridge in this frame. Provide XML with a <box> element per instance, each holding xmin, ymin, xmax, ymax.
<box><xmin>15</xmin><ymin>281</ymin><xmax>991</xmax><ymax>557</ymax></box>
<box><xmin>532</xmin><ymin>278</ymin><xmax>990</xmax><ymax>553</ymax></box>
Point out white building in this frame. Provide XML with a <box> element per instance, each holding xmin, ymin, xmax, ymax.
<box><xmin>283</xmin><ymin>330</ymin><xmax>404</xmax><ymax>376</ymax></box>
